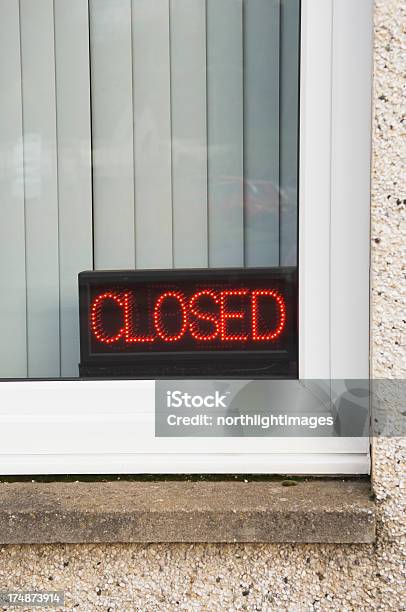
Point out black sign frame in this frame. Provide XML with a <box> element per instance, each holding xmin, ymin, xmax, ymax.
<box><xmin>79</xmin><ymin>267</ymin><xmax>298</xmax><ymax>378</ymax></box>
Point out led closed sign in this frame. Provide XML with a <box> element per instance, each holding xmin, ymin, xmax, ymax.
<box><xmin>79</xmin><ymin>268</ymin><xmax>297</xmax><ymax>378</ymax></box>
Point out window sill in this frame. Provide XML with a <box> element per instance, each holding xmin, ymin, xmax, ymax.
<box><xmin>0</xmin><ymin>479</ymin><xmax>375</xmax><ymax>544</ymax></box>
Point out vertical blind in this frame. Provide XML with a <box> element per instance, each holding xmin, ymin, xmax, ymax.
<box><xmin>0</xmin><ymin>0</ymin><xmax>299</xmax><ymax>379</ymax></box>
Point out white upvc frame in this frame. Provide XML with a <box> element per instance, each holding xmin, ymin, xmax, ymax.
<box><xmin>0</xmin><ymin>0</ymin><xmax>373</xmax><ymax>475</ymax></box>
<box><xmin>300</xmin><ymin>0</ymin><xmax>372</xmax><ymax>382</ymax></box>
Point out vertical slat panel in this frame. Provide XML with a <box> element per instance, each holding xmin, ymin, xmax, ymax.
<box><xmin>298</xmin><ymin>0</ymin><xmax>332</xmax><ymax>379</ymax></box>
<box><xmin>330</xmin><ymin>0</ymin><xmax>372</xmax><ymax>379</ymax></box>
<box><xmin>54</xmin><ymin>0</ymin><xmax>93</xmax><ymax>376</ymax></box>
<box><xmin>170</xmin><ymin>0</ymin><xmax>208</xmax><ymax>268</ymax></box>
<box><xmin>280</xmin><ymin>0</ymin><xmax>300</xmax><ymax>266</ymax></box>
<box><xmin>207</xmin><ymin>0</ymin><xmax>244</xmax><ymax>267</ymax></box>
<box><xmin>244</xmin><ymin>0</ymin><xmax>280</xmax><ymax>267</ymax></box>
<box><xmin>89</xmin><ymin>0</ymin><xmax>135</xmax><ymax>269</ymax></box>
<box><xmin>20</xmin><ymin>0</ymin><xmax>60</xmax><ymax>377</ymax></box>
<box><xmin>0</xmin><ymin>0</ymin><xmax>27</xmax><ymax>377</ymax></box>
<box><xmin>132</xmin><ymin>0</ymin><xmax>172</xmax><ymax>269</ymax></box>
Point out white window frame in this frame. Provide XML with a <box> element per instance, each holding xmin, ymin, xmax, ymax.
<box><xmin>0</xmin><ymin>0</ymin><xmax>373</xmax><ymax>475</ymax></box>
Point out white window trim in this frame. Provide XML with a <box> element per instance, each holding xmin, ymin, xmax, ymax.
<box><xmin>0</xmin><ymin>0</ymin><xmax>373</xmax><ymax>475</ymax></box>
<box><xmin>299</xmin><ymin>0</ymin><xmax>372</xmax><ymax>382</ymax></box>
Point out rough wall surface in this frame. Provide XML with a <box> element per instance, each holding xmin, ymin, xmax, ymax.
<box><xmin>0</xmin><ymin>0</ymin><xmax>405</xmax><ymax>610</ymax></box>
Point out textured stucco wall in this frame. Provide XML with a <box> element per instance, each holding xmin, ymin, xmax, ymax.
<box><xmin>0</xmin><ymin>1</ymin><xmax>405</xmax><ymax>610</ymax></box>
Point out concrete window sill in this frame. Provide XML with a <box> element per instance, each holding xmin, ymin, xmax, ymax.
<box><xmin>0</xmin><ymin>479</ymin><xmax>375</xmax><ymax>544</ymax></box>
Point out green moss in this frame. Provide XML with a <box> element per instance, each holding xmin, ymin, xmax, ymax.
<box><xmin>0</xmin><ymin>474</ymin><xmax>368</xmax><ymax>484</ymax></box>
<box><xmin>281</xmin><ymin>479</ymin><xmax>298</xmax><ymax>487</ymax></box>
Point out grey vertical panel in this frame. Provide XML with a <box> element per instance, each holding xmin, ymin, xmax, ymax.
<box><xmin>54</xmin><ymin>0</ymin><xmax>93</xmax><ymax>376</ymax></box>
<box><xmin>89</xmin><ymin>0</ymin><xmax>135</xmax><ymax>269</ymax></box>
<box><xmin>170</xmin><ymin>0</ymin><xmax>208</xmax><ymax>268</ymax></box>
<box><xmin>330</xmin><ymin>0</ymin><xmax>372</xmax><ymax>379</ymax></box>
<box><xmin>20</xmin><ymin>0</ymin><xmax>60</xmax><ymax>377</ymax></box>
<box><xmin>298</xmin><ymin>0</ymin><xmax>333</xmax><ymax>379</ymax></box>
<box><xmin>132</xmin><ymin>0</ymin><xmax>173</xmax><ymax>269</ymax></box>
<box><xmin>280</xmin><ymin>0</ymin><xmax>299</xmax><ymax>266</ymax></box>
<box><xmin>0</xmin><ymin>0</ymin><xmax>27</xmax><ymax>377</ymax></box>
<box><xmin>244</xmin><ymin>0</ymin><xmax>280</xmax><ymax>267</ymax></box>
<box><xmin>207</xmin><ymin>0</ymin><xmax>244</xmax><ymax>268</ymax></box>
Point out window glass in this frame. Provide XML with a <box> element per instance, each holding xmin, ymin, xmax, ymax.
<box><xmin>0</xmin><ymin>0</ymin><xmax>300</xmax><ymax>379</ymax></box>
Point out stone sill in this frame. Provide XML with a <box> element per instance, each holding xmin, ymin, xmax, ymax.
<box><xmin>0</xmin><ymin>479</ymin><xmax>375</xmax><ymax>544</ymax></box>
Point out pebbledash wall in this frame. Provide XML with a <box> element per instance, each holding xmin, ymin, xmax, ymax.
<box><xmin>0</xmin><ymin>1</ymin><xmax>404</xmax><ymax>609</ymax></box>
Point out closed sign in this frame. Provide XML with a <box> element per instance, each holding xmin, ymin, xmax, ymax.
<box><xmin>79</xmin><ymin>268</ymin><xmax>297</xmax><ymax>378</ymax></box>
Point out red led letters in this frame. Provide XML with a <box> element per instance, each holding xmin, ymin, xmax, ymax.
<box><xmin>124</xmin><ymin>293</ymin><xmax>155</xmax><ymax>343</ymax></box>
<box><xmin>219</xmin><ymin>290</ymin><xmax>249</xmax><ymax>341</ymax></box>
<box><xmin>251</xmin><ymin>290</ymin><xmax>286</xmax><ymax>341</ymax></box>
<box><xmin>153</xmin><ymin>292</ymin><xmax>188</xmax><ymax>342</ymax></box>
<box><xmin>90</xmin><ymin>288</ymin><xmax>286</xmax><ymax>346</ymax></box>
<box><xmin>189</xmin><ymin>290</ymin><xmax>220</xmax><ymax>341</ymax></box>
<box><xmin>91</xmin><ymin>292</ymin><xmax>126</xmax><ymax>344</ymax></box>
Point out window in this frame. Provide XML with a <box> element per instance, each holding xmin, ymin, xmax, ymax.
<box><xmin>0</xmin><ymin>0</ymin><xmax>372</xmax><ymax>474</ymax></box>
